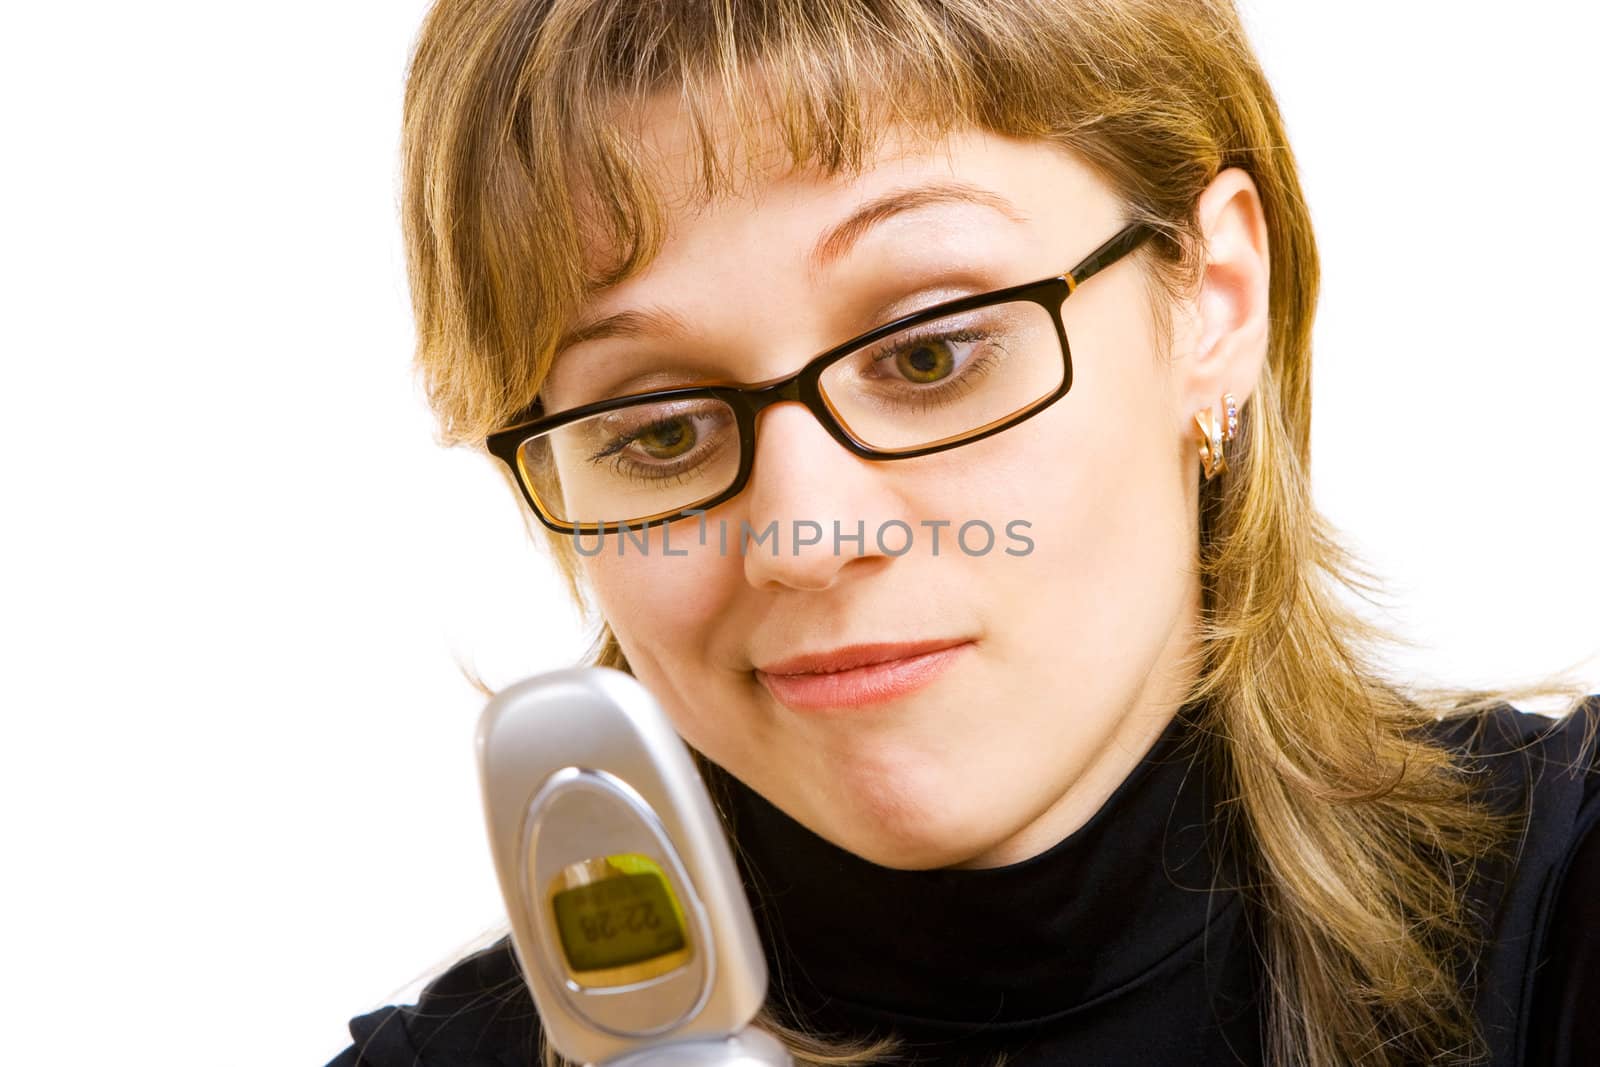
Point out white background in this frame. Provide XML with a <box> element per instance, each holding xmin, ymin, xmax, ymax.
<box><xmin>2</xmin><ymin>2</ymin><xmax>1596</xmax><ymax>1064</ymax></box>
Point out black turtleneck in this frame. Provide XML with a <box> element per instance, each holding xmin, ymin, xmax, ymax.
<box><xmin>701</xmin><ymin>700</ymin><xmax>1265</xmax><ymax>1065</ymax></box>
<box><xmin>327</xmin><ymin>696</ymin><xmax>1600</xmax><ymax>1067</ymax></box>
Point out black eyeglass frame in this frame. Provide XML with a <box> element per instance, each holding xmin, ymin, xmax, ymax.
<box><xmin>486</xmin><ymin>220</ymin><xmax>1158</xmax><ymax>534</ymax></box>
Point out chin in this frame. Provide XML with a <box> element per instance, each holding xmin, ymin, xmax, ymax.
<box><xmin>842</xmin><ymin>822</ymin><xmax>1000</xmax><ymax>871</ymax></box>
<box><xmin>823</xmin><ymin>787</ymin><xmax>1003</xmax><ymax>870</ymax></box>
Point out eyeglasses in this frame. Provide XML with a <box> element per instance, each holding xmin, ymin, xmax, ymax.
<box><xmin>487</xmin><ymin>220</ymin><xmax>1157</xmax><ymax>534</ymax></box>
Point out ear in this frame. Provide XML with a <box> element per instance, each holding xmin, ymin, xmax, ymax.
<box><xmin>1173</xmin><ymin>167</ymin><xmax>1271</xmax><ymax>436</ymax></box>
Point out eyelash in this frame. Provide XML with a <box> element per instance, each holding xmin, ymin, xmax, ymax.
<box><xmin>860</xmin><ymin>325</ymin><xmax>999</xmax><ymax>412</ymax></box>
<box><xmin>586</xmin><ymin>409</ymin><xmax>733</xmax><ymax>487</ymax></box>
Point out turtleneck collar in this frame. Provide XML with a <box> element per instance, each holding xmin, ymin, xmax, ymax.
<box><xmin>702</xmin><ymin>699</ymin><xmax>1244</xmax><ymax>1035</ymax></box>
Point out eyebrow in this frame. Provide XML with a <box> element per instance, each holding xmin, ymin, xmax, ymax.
<box><xmin>807</xmin><ymin>180</ymin><xmax>1030</xmax><ymax>275</ymax></box>
<box><xmin>553</xmin><ymin>304</ymin><xmax>696</xmax><ymax>357</ymax></box>
<box><xmin>554</xmin><ymin>180</ymin><xmax>1028</xmax><ymax>357</ymax></box>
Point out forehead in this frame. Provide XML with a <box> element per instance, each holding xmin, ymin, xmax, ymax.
<box><xmin>570</xmin><ymin>92</ymin><xmax>1111</xmax><ymax>293</ymax></box>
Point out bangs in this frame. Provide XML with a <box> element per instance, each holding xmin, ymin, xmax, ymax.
<box><xmin>404</xmin><ymin>0</ymin><xmax>1201</xmax><ymax>443</ymax></box>
<box><xmin>539</xmin><ymin>3</ymin><xmax>1068</xmax><ymax>290</ymax></box>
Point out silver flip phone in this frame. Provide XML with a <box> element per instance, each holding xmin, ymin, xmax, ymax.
<box><xmin>476</xmin><ymin>666</ymin><xmax>792</xmax><ymax>1066</ymax></box>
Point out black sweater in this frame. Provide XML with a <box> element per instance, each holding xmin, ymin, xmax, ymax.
<box><xmin>327</xmin><ymin>696</ymin><xmax>1600</xmax><ymax>1066</ymax></box>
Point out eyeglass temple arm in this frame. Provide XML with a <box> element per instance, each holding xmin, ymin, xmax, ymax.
<box><xmin>1065</xmin><ymin>222</ymin><xmax>1158</xmax><ymax>293</ymax></box>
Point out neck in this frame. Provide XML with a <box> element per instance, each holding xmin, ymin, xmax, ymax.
<box><xmin>953</xmin><ymin>599</ymin><xmax>1203</xmax><ymax>869</ymax></box>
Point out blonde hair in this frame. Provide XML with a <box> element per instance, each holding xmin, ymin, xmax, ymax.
<box><xmin>397</xmin><ymin>2</ymin><xmax>1596</xmax><ymax>1064</ymax></box>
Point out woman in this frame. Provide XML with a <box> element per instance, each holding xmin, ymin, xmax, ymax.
<box><xmin>331</xmin><ymin>1</ymin><xmax>1599</xmax><ymax>1064</ymax></box>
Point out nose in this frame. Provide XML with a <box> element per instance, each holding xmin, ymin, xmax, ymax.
<box><xmin>736</xmin><ymin>402</ymin><xmax>904</xmax><ymax>592</ymax></box>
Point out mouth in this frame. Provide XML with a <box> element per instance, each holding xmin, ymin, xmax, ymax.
<box><xmin>753</xmin><ymin>639</ymin><xmax>975</xmax><ymax>713</ymax></box>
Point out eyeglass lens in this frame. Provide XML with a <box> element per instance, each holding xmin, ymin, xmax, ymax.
<box><xmin>516</xmin><ymin>298</ymin><xmax>1064</xmax><ymax>526</ymax></box>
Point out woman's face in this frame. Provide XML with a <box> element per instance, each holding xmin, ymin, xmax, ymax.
<box><xmin>542</xmin><ymin>111</ymin><xmax>1263</xmax><ymax>870</ymax></box>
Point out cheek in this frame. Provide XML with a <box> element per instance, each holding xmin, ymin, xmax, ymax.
<box><xmin>581</xmin><ymin>542</ymin><xmax>731</xmax><ymax>658</ymax></box>
<box><xmin>579</xmin><ymin>544</ymin><xmax>762</xmax><ymax>774</ymax></box>
<box><xmin>1057</xmin><ymin>283</ymin><xmax>1182</xmax><ymax>505</ymax></box>
<box><xmin>979</xmin><ymin>294</ymin><xmax>1188</xmax><ymax>660</ymax></box>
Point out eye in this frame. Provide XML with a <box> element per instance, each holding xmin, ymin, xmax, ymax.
<box><xmin>892</xmin><ymin>337</ymin><xmax>958</xmax><ymax>384</ymax></box>
<box><xmin>863</xmin><ymin>325</ymin><xmax>992</xmax><ymax>389</ymax></box>
<box><xmin>631</xmin><ymin>417</ymin><xmax>697</xmax><ymax>461</ymax></box>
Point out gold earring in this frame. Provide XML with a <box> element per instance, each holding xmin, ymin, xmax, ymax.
<box><xmin>1195</xmin><ymin>392</ymin><xmax>1238</xmax><ymax>480</ymax></box>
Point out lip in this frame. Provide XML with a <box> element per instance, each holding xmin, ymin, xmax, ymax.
<box><xmin>754</xmin><ymin>639</ymin><xmax>974</xmax><ymax>713</ymax></box>
<box><xmin>756</xmin><ymin>639</ymin><xmax>972</xmax><ymax>676</ymax></box>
